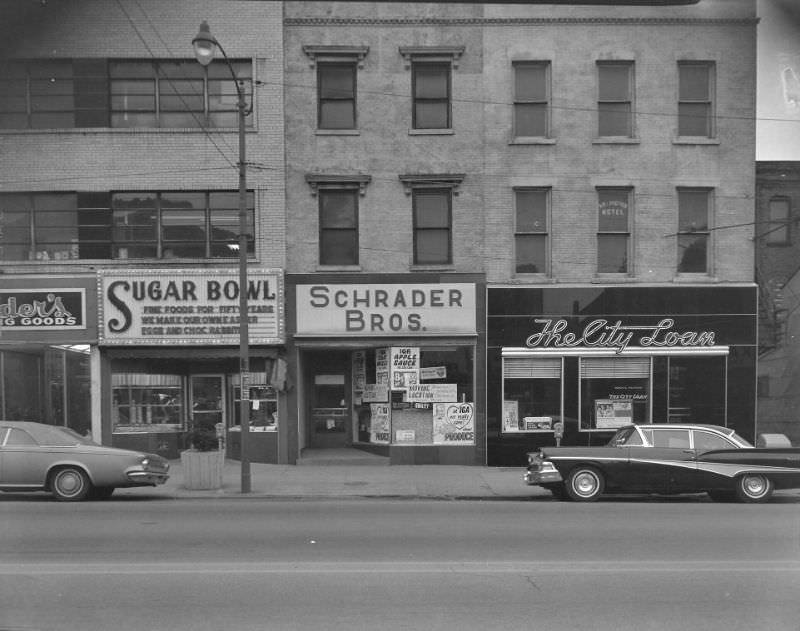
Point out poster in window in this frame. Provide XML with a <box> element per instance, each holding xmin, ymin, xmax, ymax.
<box><xmin>390</xmin><ymin>347</ymin><xmax>419</xmax><ymax>391</ymax></box>
<box><xmin>433</xmin><ymin>402</ymin><xmax>475</xmax><ymax>444</ymax></box>
<box><xmin>376</xmin><ymin>348</ymin><xmax>390</xmax><ymax>387</ymax></box>
<box><xmin>595</xmin><ymin>399</ymin><xmax>632</xmax><ymax>429</ymax></box>
<box><xmin>370</xmin><ymin>403</ymin><xmax>390</xmax><ymax>444</ymax></box>
<box><xmin>502</xmin><ymin>400</ymin><xmax>519</xmax><ymax>432</ymax></box>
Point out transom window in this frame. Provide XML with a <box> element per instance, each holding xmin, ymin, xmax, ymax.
<box><xmin>678</xmin><ymin>61</ymin><xmax>715</xmax><ymax>137</ymax></box>
<box><xmin>597</xmin><ymin>61</ymin><xmax>634</xmax><ymax>137</ymax></box>
<box><xmin>514</xmin><ymin>188</ymin><xmax>549</xmax><ymax>274</ymax></box>
<box><xmin>513</xmin><ymin>61</ymin><xmax>550</xmax><ymax>138</ymax></box>
<box><xmin>0</xmin><ymin>191</ymin><xmax>254</xmax><ymax>261</ymax></box>
<box><xmin>677</xmin><ymin>188</ymin><xmax>711</xmax><ymax>274</ymax></box>
<box><xmin>0</xmin><ymin>58</ymin><xmax>252</xmax><ymax>129</ymax></box>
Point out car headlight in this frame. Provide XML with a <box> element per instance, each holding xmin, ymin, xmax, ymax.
<box><xmin>528</xmin><ymin>452</ymin><xmax>543</xmax><ymax>466</ymax></box>
<box><xmin>140</xmin><ymin>457</ymin><xmax>150</xmax><ymax>469</ymax></box>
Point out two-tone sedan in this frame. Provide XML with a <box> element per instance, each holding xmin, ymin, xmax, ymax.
<box><xmin>525</xmin><ymin>423</ymin><xmax>800</xmax><ymax>503</ymax></box>
<box><xmin>0</xmin><ymin>420</ymin><xmax>170</xmax><ymax>501</ymax></box>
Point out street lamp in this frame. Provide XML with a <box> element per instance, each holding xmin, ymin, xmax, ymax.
<box><xmin>193</xmin><ymin>20</ymin><xmax>251</xmax><ymax>493</ymax></box>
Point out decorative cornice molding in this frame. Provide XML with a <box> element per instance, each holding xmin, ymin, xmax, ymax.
<box><xmin>287</xmin><ymin>17</ymin><xmax>757</xmax><ymax>27</ymax></box>
<box><xmin>399</xmin><ymin>173</ymin><xmax>466</xmax><ymax>195</ymax></box>
<box><xmin>305</xmin><ymin>174</ymin><xmax>372</xmax><ymax>196</ymax></box>
<box><xmin>399</xmin><ymin>46</ymin><xmax>466</xmax><ymax>69</ymax></box>
<box><xmin>302</xmin><ymin>45</ymin><xmax>370</xmax><ymax>68</ymax></box>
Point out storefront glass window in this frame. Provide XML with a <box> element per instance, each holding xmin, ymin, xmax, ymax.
<box><xmin>580</xmin><ymin>356</ymin><xmax>650</xmax><ymax>431</ymax></box>
<box><xmin>2</xmin><ymin>351</ymin><xmax>42</xmax><ymax>420</ymax></box>
<box><xmin>112</xmin><ymin>374</ymin><xmax>183</xmax><ymax>432</ymax></box>
<box><xmin>501</xmin><ymin>357</ymin><xmax>562</xmax><ymax>432</ymax></box>
<box><xmin>668</xmin><ymin>356</ymin><xmax>725</xmax><ymax>425</ymax></box>
<box><xmin>354</xmin><ymin>346</ymin><xmax>474</xmax><ymax>446</ymax></box>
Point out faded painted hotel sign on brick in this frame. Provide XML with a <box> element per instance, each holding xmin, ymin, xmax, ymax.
<box><xmin>295</xmin><ymin>283</ymin><xmax>476</xmax><ymax>336</ymax></box>
<box><xmin>99</xmin><ymin>269</ymin><xmax>284</xmax><ymax>345</ymax></box>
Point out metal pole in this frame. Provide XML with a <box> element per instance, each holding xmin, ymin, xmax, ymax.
<box><xmin>237</xmin><ymin>84</ymin><xmax>251</xmax><ymax>494</ymax></box>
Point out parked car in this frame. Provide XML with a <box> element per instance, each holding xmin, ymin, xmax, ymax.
<box><xmin>524</xmin><ymin>423</ymin><xmax>800</xmax><ymax>503</ymax></box>
<box><xmin>0</xmin><ymin>421</ymin><xmax>170</xmax><ymax>501</ymax></box>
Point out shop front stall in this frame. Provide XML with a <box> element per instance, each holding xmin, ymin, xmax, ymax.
<box><xmin>0</xmin><ymin>276</ymin><xmax>96</xmax><ymax>437</ymax></box>
<box><xmin>98</xmin><ymin>269</ymin><xmax>286</xmax><ymax>461</ymax></box>
<box><xmin>487</xmin><ymin>285</ymin><xmax>758</xmax><ymax>467</ymax></box>
<box><xmin>288</xmin><ymin>274</ymin><xmax>485</xmax><ymax>465</ymax></box>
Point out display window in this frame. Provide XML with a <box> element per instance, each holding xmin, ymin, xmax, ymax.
<box><xmin>580</xmin><ymin>356</ymin><xmax>650</xmax><ymax>431</ymax></box>
<box><xmin>352</xmin><ymin>345</ymin><xmax>474</xmax><ymax>446</ymax></box>
<box><xmin>232</xmin><ymin>379</ymin><xmax>278</xmax><ymax>432</ymax></box>
<box><xmin>501</xmin><ymin>357</ymin><xmax>562</xmax><ymax>432</ymax></box>
<box><xmin>112</xmin><ymin>374</ymin><xmax>183</xmax><ymax>432</ymax></box>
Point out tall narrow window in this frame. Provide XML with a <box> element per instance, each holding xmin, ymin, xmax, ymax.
<box><xmin>319</xmin><ymin>188</ymin><xmax>359</xmax><ymax>265</ymax></box>
<box><xmin>514</xmin><ymin>188</ymin><xmax>549</xmax><ymax>274</ymax></box>
<box><xmin>766</xmin><ymin>197</ymin><xmax>791</xmax><ymax>245</ymax></box>
<box><xmin>318</xmin><ymin>62</ymin><xmax>356</xmax><ymax>130</ymax></box>
<box><xmin>412</xmin><ymin>62</ymin><xmax>451</xmax><ymax>130</ymax></box>
<box><xmin>597</xmin><ymin>188</ymin><xmax>631</xmax><ymax>274</ymax></box>
<box><xmin>597</xmin><ymin>61</ymin><xmax>634</xmax><ymax>137</ymax></box>
<box><xmin>112</xmin><ymin>192</ymin><xmax>159</xmax><ymax>258</ymax></box>
<box><xmin>677</xmin><ymin>188</ymin><xmax>711</xmax><ymax>274</ymax></box>
<box><xmin>513</xmin><ymin>61</ymin><xmax>550</xmax><ymax>138</ymax></box>
<box><xmin>678</xmin><ymin>61</ymin><xmax>714</xmax><ymax>137</ymax></box>
<box><xmin>413</xmin><ymin>188</ymin><xmax>452</xmax><ymax>264</ymax></box>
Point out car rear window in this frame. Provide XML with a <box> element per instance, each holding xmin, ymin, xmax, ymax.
<box><xmin>651</xmin><ymin>429</ymin><xmax>691</xmax><ymax>448</ymax></box>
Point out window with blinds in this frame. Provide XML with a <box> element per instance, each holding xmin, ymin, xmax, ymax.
<box><xmin>502</xmin><ymin>357</ymin><xmax>562</xmax><ymax>433</ymax></box>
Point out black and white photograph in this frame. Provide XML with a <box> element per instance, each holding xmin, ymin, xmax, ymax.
<box><xmin>1</xmin><ymin>0</ymin><xmax>799</xmax><ymax>629</ymax></box>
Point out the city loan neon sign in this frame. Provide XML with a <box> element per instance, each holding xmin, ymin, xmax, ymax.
<box><xmin>525</xmin><ymin>318</ymin><xmax>716</xmax><ymax>354</ymax></box>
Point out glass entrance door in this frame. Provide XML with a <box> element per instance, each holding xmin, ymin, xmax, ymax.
<box><xmin>190</xmin><ymin>375</ymin><xmax>225</xmax><ymax>440</ymax></box>
<box><xmin>310</xmin><ymin>373</ymin><xmax>349</xmax><ymax>449</ymax></box>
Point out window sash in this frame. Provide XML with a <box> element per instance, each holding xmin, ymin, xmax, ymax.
<box><xmin>766</xmin><ymin>197</ymin><xmax>791</xmax><ymax>245</ymax></box>
<box><xmin>515</xmin><ymin>188</ymin><xmax>549</xmax><ymax>274</ymax></box>
<box><xmin>513</xmin><ymin>62</ymin><xmax>549</xmax><ymax>137</ymax></box>
<box><xmin>412</xmin><ymin>189</ymin><xmax>452</xmax><ymax>264</ymax></box>
<box><xmin>677</xmin><ymin>189</ymin><xmax>711</xmax><ymax>273</ymax></box>
<box><xmin>678</xmin><ymin>62</ymin><xmax>714</xmax><ymax>137</ymax></box>
<box><xmin>319</xmin><ymin>189</ymin><xmax>359</xmax><ymax>265</ymax></box>
<box><xmin>0</xmin><ymin>191</ymin><xmax>254</xmax><ymax>261</ymax></box>
<box><xmin>412</xmin><ymin>63</ymin><xmax>451</xmax><ymax>129</ymax></box>
<box><xmin>318</xmin><ymin>63</ymin><xmax>356</xmax><ymax>130</ymax></box>
<box><xmin>597</xmin><ymin>62</ymin><xmax>633</xmax><ymax>137</ymax></box>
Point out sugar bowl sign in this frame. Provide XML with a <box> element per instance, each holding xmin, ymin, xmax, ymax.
<box><xmin>99</xmin><ymin>269</ymin><xmax>284</xmax><ymax>345</ymax></box>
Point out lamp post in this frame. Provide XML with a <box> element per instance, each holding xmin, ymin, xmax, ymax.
<box><xmin>193</xmin><ymin>20</ymin><xmax>251</xmax><ymax>493</ymax></box>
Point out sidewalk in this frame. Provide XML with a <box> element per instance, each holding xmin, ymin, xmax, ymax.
<box><xmin>115</xmin><ymin>458</ymin><xmax>539</xmax><ymax>501</ymax></box>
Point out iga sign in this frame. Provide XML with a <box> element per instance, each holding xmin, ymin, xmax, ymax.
<box><xmin>433</xmin><ymin>403</ymin><xmax>475</xmax><ymax>445</ymax></box>
<box><xmin>296</xmin><ymin>283</ymin><xmax>476</xmax><ymax>336</ymax></box>
<box><xmin>99</xmin><ymin>269</ymin><xmax>283</xmax><ymax>345</ymax></box>
<box><xmin>0</xmin><ymin>289</ymin><xmax>85</xmax><ymax>330</ymax></box>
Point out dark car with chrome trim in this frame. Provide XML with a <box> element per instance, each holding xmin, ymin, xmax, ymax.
<box><xmin>524</xmin><ymin>424</ymin><xmax>800</xmax><ymax>503</ymax></box>
<box><xmin>0</xmin><ymin>421</ymin><xmax>170</xmax><ymax>501</ymax></box>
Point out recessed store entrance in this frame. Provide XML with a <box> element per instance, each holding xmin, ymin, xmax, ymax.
<box><xmin>305</xmin><ymin>351</ymin><xmax>350</xmax><ymax>449</ymax></box>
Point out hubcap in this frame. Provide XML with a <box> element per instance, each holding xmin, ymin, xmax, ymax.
<box><xmin>57</xmin><ymin>472</ymin><xmax>81</xmax><ymax>495</ymax></box>
<box><xmin>574</xmin><ymin>472</ymin><xmax>598</xmax><ymax>496</ymax></box>
<box><xmin>743</xmin><ymin>476</ymin><xmax>766</xmax><ymax>497</ymax></box>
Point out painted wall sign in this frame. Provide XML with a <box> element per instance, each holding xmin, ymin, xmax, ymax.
<box><xmin>0</xmin><ymin>289</ymin><xmax>86</xmax><ymax>330</ymax></box>
<box><xmin>526</xmin><ymin>318</ymin><xmax>716</xmax><ymax>355</ymax></box>
<box><xmin>296</xmin><ymin>283</ymin><xmax>476</xmax><ymax>336</ymax></box>
<box><xmin>99</xmin><ymin>269</ymin><xmax>284</xmax><ymax>345</ymax></box>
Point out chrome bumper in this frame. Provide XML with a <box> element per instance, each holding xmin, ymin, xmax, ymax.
<box><xmin>524</xmin><ymin>468</ymin><xmax>563</xmax><ymax>486</ymax></box>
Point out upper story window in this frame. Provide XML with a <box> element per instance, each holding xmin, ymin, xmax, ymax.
<box><xmin>678</xmin><ymin>61</ymin><xmax>715</xmax><ymax>138</ymax></box>
<box><xmin>766</xmin><ymin>196</ymin><xmax>791</xmax><ymax>245</ymax></box>
<box><xmin>597</xmin><ymin>61</ymin><xmax>634</xmax><ymax>138</ymax></box>
<box><xmin>400</xmin><ymin>174</ymin><xmax>464</xmax><ymax>265</ymax></box>
<box><xmin>514</xmin><ymin>188</ymin><xmax>550</xmax><ymax>274</ymax></box>
<box><xmin>677</xmin><ymin>188</ymin><xmax>712</xmax><ymax>274</ymax></box>
<box><xmin>303</xmin><ymin>46</ymin><xmax>369</xmax><ymax>132</ymax></box>
<box><xmin>0</xmin><ymin>58</ymin><xmax>252</xmax><ymax>129</ymax></box>
<box><xmin>597</xmin><ymin>188</ymin><xmax>632</xmax><ymax>274</ymax></box>
<box><xmin>306</xmin><ymin>174</ymin><xmax>371</xmax><ymax>266</ymax></box>
<box><xmin>0</xmin><ymin>191</ymin><xmax>254</xmax><ymax>261</ymax></box>
<box><xmin>513</xmin><ymin>61</ymin><xmax>550</xmax><ymax>139</ymax></box>
<box><xmin>400</xmin><ymin>47</ymin><xmax>464</xmax><ymax>132</ymax></box>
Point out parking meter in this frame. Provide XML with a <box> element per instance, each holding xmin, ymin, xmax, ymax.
<box><xmin>554</xmin><ymin>422</ymin><xmax>564</xmax><ymax>446</ymax></box>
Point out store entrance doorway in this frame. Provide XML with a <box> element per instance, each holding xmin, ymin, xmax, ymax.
<box><xmin>190</xmin><ymin>375</ymin><xmax>225</xmax><ymax>443</ymax></box>
<box><xmin>306</xmin><ymin>351</ymin><xmax>351</xmax><ymax>449</ymax></box>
